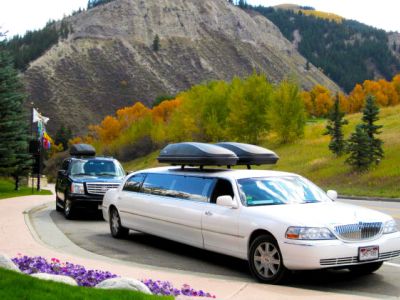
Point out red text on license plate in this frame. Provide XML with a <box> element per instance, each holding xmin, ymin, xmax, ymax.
<box><xmin>359</xmin><ymin>246</ymin><xmax>379</xmax><ymax>261</ymax></box>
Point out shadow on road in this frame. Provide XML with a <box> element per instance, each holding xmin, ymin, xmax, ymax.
<box><xmin>51</xmin><ymin>209</ymin><xmax>400</xmax><ymax>298</ymax></box>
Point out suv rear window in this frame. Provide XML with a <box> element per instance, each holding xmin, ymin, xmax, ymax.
<box><xmin>141</xmin><ymin>173</ymin><xmax>214</xmax><ymax>202</ymax></box>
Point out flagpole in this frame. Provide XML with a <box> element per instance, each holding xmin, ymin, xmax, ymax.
<box><xmin>31</xmin><ymin>103</ymin><xmax>34</xmax><ymax>194</ymax></box>
<box><xmin>37</xmin><ymin>135</ymin><xmax>42</xmax><ymax>192</ymax></box>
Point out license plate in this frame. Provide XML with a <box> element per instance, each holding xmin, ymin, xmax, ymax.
<box><xmin>359</xmin><ymin>246</ymin><xmax>379</xmax><ymax>261</ymax></box>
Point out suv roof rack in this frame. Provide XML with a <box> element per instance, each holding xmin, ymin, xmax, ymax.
<box><xmin>157</xmin><ymin>142</ymin><xmax>279</xmax><ymax>169</ymax></box>
<box><xmin>70</xmin><ymin>144</ymin><xmax>96</xmax><ymax>157</ymax></box>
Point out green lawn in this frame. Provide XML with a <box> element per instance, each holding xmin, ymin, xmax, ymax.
<box><xmin>0</xmin><ymin>178</ymin><xmax>52</xmax><ymax>200</ymax></box>
<box><xmin>122</xmin><ymin>105</ymin><xmax>400</xmax><ymax>198</ymax></box>
<box><xmin>0</xmin><ymin>268</ymin><xmax>171</xmax><ymax>300</ymax></box>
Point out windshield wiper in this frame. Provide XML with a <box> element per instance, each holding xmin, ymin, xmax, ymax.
<box><xmin>97</xmin><ymin>173</ymin><xmax>117</xmax><ymax>176</ymax></box>
<box><xmin>301</xmin><ymin>200</ymin><xmax>317</xmax><ymax>204</ymax></box>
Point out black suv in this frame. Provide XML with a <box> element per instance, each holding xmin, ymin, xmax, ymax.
<box><xmin>55</xmin><ymin>144</ymin><xmax>125</xmax><ymax>219</ymax></box>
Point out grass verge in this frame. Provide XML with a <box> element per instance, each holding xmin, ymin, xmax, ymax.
<box><xmin>0</xmin><ymin>268</ymin><xmax>171</xmax><ymax>300</ymax></box>
<box><xmin>0</xmin><ymin>178</ymin><xmax>52</xmax><ymax>200</ymax></box>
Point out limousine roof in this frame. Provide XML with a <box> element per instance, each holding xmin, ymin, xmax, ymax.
<box><xmin>138</xmin><ymin>166</ymin><xmax>297</xmax><ymax>180</ymax></box>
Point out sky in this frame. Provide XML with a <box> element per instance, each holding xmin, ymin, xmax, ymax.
<box><xmin>0</xmin><ymin>0</ymin><xmax>399</xmax><ymax>38</ymax></box>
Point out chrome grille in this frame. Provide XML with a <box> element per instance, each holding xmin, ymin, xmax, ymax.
<box><xmin>86</xmin><ymin>183</ymin><xmax>120</xmax><ymax>195</ymax></box>
<box><xmin>320</xmin><ymin>250</ymin><xmax>400</xmax><ymax>266</ymax></box>
<box><xmin>334</xmin><ymin>222</ymin><xmax>382</xmax><ymax>241</ymax></box>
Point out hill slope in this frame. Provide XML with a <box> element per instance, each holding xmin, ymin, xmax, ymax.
<box><xmin>254</xmin><ymin>6</ymin><xmax>400</xmax><ymax>92</ymax></box>
<box><xmin>23</xmin><ymin>0</ymin><xmax>338</xmax><ymax>135</ymax></box>
<box><xmin>123</xmin><ymin>105</ymin><xmax>400</xmax><ymax>198</ymax></box>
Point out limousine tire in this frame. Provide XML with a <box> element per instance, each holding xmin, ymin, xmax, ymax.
<box><xmin>348</xmin><ymin>261</ymin><xmax>383</xmax><ymax>275</ymax></box>
<box><xmin>110</xmin><ymin>208</ymin><xmax>129</xmax><ymax>238</ymax></box>
<box><xmin>248</xmin><ymin>235</ymin><xmax>288</xmax><ymax>284</ymax></box>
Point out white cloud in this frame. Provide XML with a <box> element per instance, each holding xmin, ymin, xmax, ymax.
<box><xmin>0</xmin><ymin>0</ymin><xmax>87</xmax><ymax>37</ymax></box>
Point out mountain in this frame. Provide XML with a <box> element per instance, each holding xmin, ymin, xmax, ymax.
<box><xmin>21</xmin><ymin>0</ymin><xmax>338</xmax><ymax>135</ymax></box>
<box><xmin>253</xmin><ymin>5</ymin><xmax>400</xmax><ymax>92</ymax></box>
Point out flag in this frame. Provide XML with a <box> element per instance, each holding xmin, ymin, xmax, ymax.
<box><xmin>32</xmin><ymin>108</ymin><xmax>50</xmax><ymax>124</ymax></box>
<box><xmin>33</xmin><ymin>108</ymin><xmax>40</xmax><ymax>123</ymax></box>
<box><xmin>43</xmin><ymin>132</ymin><xmax>52</xmax><ymax>150</ymax></box>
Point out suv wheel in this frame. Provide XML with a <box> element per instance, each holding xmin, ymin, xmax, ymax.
<box><xmin>110</xmin><ymin>208</ymin><xmax>129</xmax><ymax>238</ymax></box>
<box><xmin>56</xmin><ymin>197</ymin><xmax>63</xmax><ymax>212</ymax></box>
<box><xmin>64</xmin><ymin>198</ymin><xmax>75</xmax><ymax>220</ymax></box>
<box><xmin>248</xmin><ymin>235</ymin><xmax>288</xmax><ymax>284</ymax></box>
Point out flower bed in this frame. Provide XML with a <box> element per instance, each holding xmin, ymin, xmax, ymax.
<box><xmin>12</xmin><ymin>255</ymin><xmax>215</xmax><ymax>298</ymax></box>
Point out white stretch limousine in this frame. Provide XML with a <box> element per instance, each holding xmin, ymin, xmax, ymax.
<box><xmin>102</xmin><ymin>142</ymin><xmax>400</xmax><ymax>283</ymax></box>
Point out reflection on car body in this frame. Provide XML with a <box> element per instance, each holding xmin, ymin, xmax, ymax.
<box><xmin>102</xmin><ymin>142</ymin><xmax>400</xmax><ymax>283</ymax></box>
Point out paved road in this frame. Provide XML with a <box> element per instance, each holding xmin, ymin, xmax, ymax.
<box><xmin>50</xmin><ymin>200</ymin><xmax>400</xmax><ymax>299</ymax></box>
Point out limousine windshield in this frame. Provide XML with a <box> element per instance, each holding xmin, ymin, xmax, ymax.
<box><xmin>238</xmin><ymin>176</ymin><xmax>331</xmax><ymax>206</ymax></box>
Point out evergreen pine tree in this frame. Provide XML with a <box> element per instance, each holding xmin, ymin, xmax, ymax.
<box><xmin>55</xmin><ymin>125</ymin><xmax>72</xmax><ymax>150</ymax></box>
<box><xmin>0</xmin><ymin>48</ymin><xmax>32</xmax><ymax>190</ymax></box>
<box><xmin>345</xmin><ymin>125</ymin><xmax>371</xmax><ymax>171</ymax></box>
<box><xmin>152</xmin><ymin>34</ymin><xmax>160</xmax><ymax>52</ymax></box>
<box><xmin>361</xmin><ymin>94</ymin><xmax>384</xmax><ymax>164</ymax></box>
<box><xmin>324</xmin><ymin>94</ymin><xmax>348</xmax><ymax>156</ymax></box>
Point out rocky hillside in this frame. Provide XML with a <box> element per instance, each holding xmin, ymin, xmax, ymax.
<box><xmin>23</xmin><ymin>0</ymin><xmax>338</xmax><ymax>135</ymax></box>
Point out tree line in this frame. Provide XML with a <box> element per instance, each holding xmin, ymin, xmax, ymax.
<box><xmin>2</xmin><ymin>19</ymin><xmax>72</xmax><ymax>71</ymax></box>
<box><xmin>71</xmin><ymin>74</ymin><xmax>306</xmax><ymax>161</ymax></box>
<box><xmin>252</xmin><ymin>6</ymin><xmax>400</xmax><ymax>93</ymax></box>
<box><xmin>70</xmin><ymin>72</ymin><xmax>399</xmax><ymax>172</ymax></box>
<box><xmin>302</xmin><ymin>74</ymin><xmax>400</xmax><ymax>117</ymax></box>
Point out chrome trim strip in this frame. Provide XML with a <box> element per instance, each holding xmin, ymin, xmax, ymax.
<box><xmin>119</xmin><ymin>210</ymin><xmax>245</xmax><ymax>239</ymax></box>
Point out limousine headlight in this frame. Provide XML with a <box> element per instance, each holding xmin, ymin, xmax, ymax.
<box><xmin>71</xmin><ymin>183</ymin><xmax>85</xmax><ymax>194</ymax></box>
<box><xmin>383</xmin><ymin>220</ymin><xmax>398</xmax><ymax>234</ymax></box>
<box><xmin>286</xmin><ymin>227</ymin><xmax>336</xmax><ymax>240</ymax></box>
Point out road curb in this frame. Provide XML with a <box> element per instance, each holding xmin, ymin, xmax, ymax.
<box><xmin>25</xmin><ymin>201</ymin><xmax>252</xmax><ymax>283</ymax></box>
<box><xmin>339</xmin><ymin>195</ymin><xmax>400</xmax><ymax>203</ymax></box>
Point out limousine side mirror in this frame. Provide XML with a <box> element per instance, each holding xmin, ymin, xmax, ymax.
<box><xmin>216</xmin><ymin>195</ymin><xmax>238</xmax><ymax>209</ymax></box>
<box><xmin>327</xmin><ymin>190</ymin><xmax>338</xmax><ymax>201</ymax></box>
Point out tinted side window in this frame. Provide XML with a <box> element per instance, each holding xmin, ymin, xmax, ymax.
<box><xmin>210</xmin><ymin>179</ymin><xmax>234</xmax><ymax>203</ymax></box>
<box><xmin>123</xmin><ymin>173</ymin><xmax>146</xmax><ymax>192</ymax></box>
<box><xmin>142</xmin><ymin>173</ymin><xmax>213</xmax><ymax>202</ymax></box>
<box><xmin>173</xmin><ymin>176</ymin><xmax>214</xmax><ymax>202</ymax></box>
<box><xmin>61</xmin><ymin>160</ymin><xmax>70</xmax><ymax>171</ymax></box>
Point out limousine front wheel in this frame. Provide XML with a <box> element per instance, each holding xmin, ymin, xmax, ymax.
<box><xmin>110</xmin><ymin>208</ymin><xmax>129</xmax><ymax>238</ymax></box>
<box><xmin>249</xmin><ymin>235</ymin><xmax>288</xmax><ymax>284</ymax></box>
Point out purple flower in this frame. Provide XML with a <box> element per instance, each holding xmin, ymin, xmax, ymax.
<box><xmin>12</xmin><ymin>256</ymin><xmax>117</xmax><ymax>287</ymax></box>
<box><xmin>12</xmin><ymin>255</ymin><xmax>216</xmax><ymax>297</ymax></box>
<box><xmin>141</xmin><ymin>278</ymin><xmax>215</xmax><ymax>298</ymax></box>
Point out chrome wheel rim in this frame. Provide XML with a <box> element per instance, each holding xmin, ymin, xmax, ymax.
<box><xmin>111</xmin><ymin>211</ymin><xmax>120</xmax><ymax>234</ymax></box>
<box><xmin>253</xmin><ymin>242</ymin><xmax>281</xmax><ymax>278</ymax></box>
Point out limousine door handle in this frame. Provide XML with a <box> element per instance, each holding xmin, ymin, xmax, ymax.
<box><xmin>205</xmin><ymin>211</ymin><xmax>213</xmax><ymax>216</ymax></box>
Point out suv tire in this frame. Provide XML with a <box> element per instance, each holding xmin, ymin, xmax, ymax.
<box><xmin>64</xmin><ymin>198</ymin><xmax>75</xmax><ymax>220</ymax></box>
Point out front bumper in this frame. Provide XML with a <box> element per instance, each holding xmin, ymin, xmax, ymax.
<box><xmin>68</xmin><ymin>193</ymin><xmax>103</xmax><ymax>210</ymax></box>
<box><xmin>280</xmin><ymin>231</ymin><xmax>400</xmax><ymax>270</ymax></box>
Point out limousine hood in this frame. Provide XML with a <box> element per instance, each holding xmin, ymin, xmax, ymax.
<box><xmin>250</xmin><ymin>201</ymin><xmax>391</xmax><ymax>227</ymax></box>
